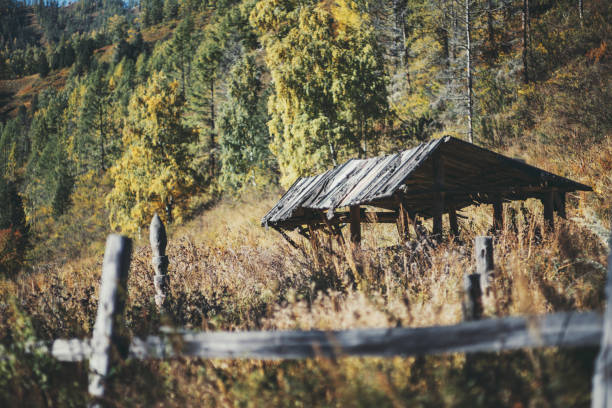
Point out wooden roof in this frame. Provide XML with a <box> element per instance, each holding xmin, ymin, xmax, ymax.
<box><xmin>262</xmin><ymin>136</ymin><xmax>591</xmax><ymax>229</ymax></box>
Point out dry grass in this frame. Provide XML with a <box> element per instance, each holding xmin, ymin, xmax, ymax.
<box><xmin>0</xmin><ymin>175</ymin><xmax>608</xmax><ymax>406</ymax></box>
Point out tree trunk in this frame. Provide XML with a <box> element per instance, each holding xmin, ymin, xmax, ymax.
<box><xmin>579</xmin><ymin>0</ymin><xmax>584</xmax><ymax>26</ymax></box>
<box><xmin>522</xmin><ymin>0</ymin><xmax>530</xmax><ymax>84</ymax></box>
<box><xmin>465</xmin><ymin>0</ymin><xmax>474</xmax><ymax>144</ymax></box>
<box><xmin>209</xmin><ymin>78</ymin><xmax>215</xmax><ymax>179</ymax></box>
<box><xmin>486</xmin><ymin>0</ymin><xmax>497</xmax><ymax>62</ymax></box>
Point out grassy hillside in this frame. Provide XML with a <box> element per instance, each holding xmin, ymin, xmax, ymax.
<box><xmin>0</xmin><ymin>0</ymin><xmax>610</xmax><ymax>405</ymax></box>
<box><xmin>0</xmin><ymin>192</ymin><xmax>608</xmax><ymax>406</ymax></box>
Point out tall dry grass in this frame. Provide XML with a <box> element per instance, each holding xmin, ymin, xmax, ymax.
<box><xmin>0</xmin><ymin>184</ymin><xmax>608</xmax><ymax>406</ymax></box>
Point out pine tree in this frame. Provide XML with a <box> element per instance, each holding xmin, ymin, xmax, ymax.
<box><xmin>73</xmin><ymin>67</ymin><xmax>118</xmax><ymax>172</ymax></box>
<box><xmin>163</xmin><ymin>0</ymin><xmax>178</xmax><ymax>21</ymax></box>
<box><xmin>0</xmin><ymin>177</ymin><xmax>28</xmax><ymax>275</ymax></box>
<box><xmin>219</xmin><ymin>53</ymin><xmax>275</xmax><ymax>191</ymax></box>
<box><xmin>187</xmin><ymin>33</ymin><xmax>223</xmax><ymax>184</ymax></box>
<box><xmin>170</xmin><ymin>16</ymin><xmax>195</xmax><ymax>96</ymax></box>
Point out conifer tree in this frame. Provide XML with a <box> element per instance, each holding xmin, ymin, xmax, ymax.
<box><xmin>251</xmin><ymin>0</ymin><xmax>388</xmax><ymax>186</ymax></box>
<box><xmin>0</xmin><ymin>177</ymin><xmax>28</xmax><ymax>275</ymax></box>
<box><xmin>219</xmin><ymin>53</ymin><xmax>275</xmax><ymax>191</ymax></box>
<box><xmin>106</xmin><ymin>72</ymin><xmax>196</xmax><ymax>234</ymax></box>
<box><xmin>163</xmin><ymin>0</ymin><xmax>178</xmax><ymax>21</ymax></box>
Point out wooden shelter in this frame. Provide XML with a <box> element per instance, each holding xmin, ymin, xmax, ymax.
<box><xmin>262</xmin><ymin>136</ymin><xmax>591</xmax><ymax>245</ymax></box>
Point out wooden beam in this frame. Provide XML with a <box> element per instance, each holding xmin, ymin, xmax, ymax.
<box><xmin>555</xmin><ymin>191</ymin><xmax>566</xmax><ymax>219</ymax></box>
<box><xmin>273</xmin><ymin>211</ymin><xmax>398</xmax><ymax>229</ymax></box>
<box><xmin>448</xmin><ymin>206</ymin><xmax>459</xmax><ymax>236</ymax></box>
<box><xmin>396</xmin><ymin>201</ymin><xmax>411</xmax><ymax>243</ymax></box>
<box><xmin>542</xmin><ymin>191</ymin><xmax>554</xmax><ymax>231</ymax></box>
<box><xmin>433</xmin><ymin>154</ymin><xmax>444</xmax><ymax>238</ymax></box>
<box><xmin>398</xmin><ymin>186</ymin><xmax>589</xmax><ymax>197</ymax></box>
<box><xmin>349</xmin><ymin>205</ymin><xmax>361</xmax><ymax>247</ymax></box>
<box><xmin>463</xmin><ymin>273</ymin><xmax>483</xmax><ymax>320</ymax></box>
<box><xmin>492</xmin><ymin>195</ymin><xmax>503</xmax><ymax>231</ymax></box>
<box><xmin>50</xmin><ymin>311</ymin><xmax>602</xmax><ymax>361</ymax></box>
<box><xmin>123</xmin><ymin>311</ymin><xmax>600</xmax><ymax>360</ymax></box>
<box><xmin>592</xmin><ymin>237</ymin><xmax>612</xmax><ymax>407</ymax></box>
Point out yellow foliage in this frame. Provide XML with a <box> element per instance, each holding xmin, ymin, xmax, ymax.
<box><xmin>106</xmin><ymin>72</ymin><xmax>196</xmax><ymax>235</ymax></box>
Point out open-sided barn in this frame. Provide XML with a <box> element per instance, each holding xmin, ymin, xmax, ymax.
<box><xmin>262</xmin><ymin>136</ymin><xmax>591</xmax><ymax>245</ymax></box>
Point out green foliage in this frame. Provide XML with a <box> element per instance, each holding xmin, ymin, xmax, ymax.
<box><xmin>0</xmin><ymin>299</ymin><xmax>86</xmax><ymax>406</ymax></box>
<box><xmin>69</xmin><ymin>67</ymin><xmax>119</xmax><ymax>173</ymax></box>
<box><xmin>219</xmin><ymin>53</ymin><xmax>276</xmax><ymax>191</ymax></box>
<box><xmin>24</xmin><ymin>89</ymin><xmax>74</xmax><ymax>223</ymax></box>
<box><xmin>163</xmin><ymin>0</ymin><xmax>179</xmax><ymax>21</ymax></box>
<box><xmin>143</xmin><ymin>0</ymin><xmax>164</xmax><ymax>27</ymax></box>
<box><xmin>170</xmin><ymin>16</ymin><xmax>196</xmax><ymax>96</ymax></box>
<box><xmin>0</xmin><ymin>178</ymin><xmax>27</xmax><ymax>275</ymax></box>
<box><xmin>106</xmin><ymin>72</ymin><xmax>196</xmax><ymax>234</ymax></box>
<box><xmin>251</xmin><ymin>0</ymin><xmax>388</xmax><ymax>186</ymax></box>
<box><xmin>107</xmin><ymin>14</ymin><xmax>129</xmax><ymax>43</ymax></box>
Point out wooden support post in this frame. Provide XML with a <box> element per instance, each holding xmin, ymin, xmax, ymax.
<box><xmin>433</xmin><ymin>154</ymin><xmax>444</xmax><ymax>239</ymax></box>
<box><xmin>542</xmin><ymin>191</ymin><xmax>555</xmax><ymax>231</ymax></box>
<box><xmin>349</xmin><ymin>205</ymin><xmax>361</xmax><ymax>247</ymax></box>
<box><xmin>555</xmin><ymin>191</ymin><xmax>567</xmax><ymax>219</ymax></box>
<box><xmin>396</xmin><ymin>201</ymin><xmax>411</xmax><ymax>243</ymax></box>
<box><xmin>462</xmin><ymin>273</ymin><xmax>483</xmax><ymax>320</ymax></box>
<box><xmin>89</xmin><ymin>235</ymin><xmax>132</xmax><ymax>407</ymax></box>
<box><xmin>150</xmin><ymin>214</ymin><xmax>169</xmax><ymax>315</ymax></box>
<box><xmin>492</xmin><ymin>195</ymin><xmax>503</xmax><ymax>232</ymax></box>
<box><xmin>448</xmin><ymin>206</ymin><xmax>459</xmax><ymax>237</ymax></box>
<box><xmin>592</xmin><ymin>237</ymin><xmax>612</xmax><ymax>408</ymax></box>
<box><xmin>475</xmin><ymin>236</ymin><xmax>494</xmax><ymax>295</ymax></box>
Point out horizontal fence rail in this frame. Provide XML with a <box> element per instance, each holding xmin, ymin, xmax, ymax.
<box><xmin>50</xmin><ymin>311</ymin><xmax>602</xmax><ymax>362</ymax></box>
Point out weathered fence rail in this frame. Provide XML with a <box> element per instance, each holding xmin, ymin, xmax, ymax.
<box><xmin>24</xmin><ymin>215</ymin><xmax>612</xmax><ymax>407</ymax></box>
<box><xmin>51</xmin><ymin>310</ymin><xmax>602</xmax><ymax>361</ymax></box>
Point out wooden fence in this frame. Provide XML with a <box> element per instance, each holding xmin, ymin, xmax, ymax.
<box><xmin>35</xmin><ymin>216</ymin><xmax>612</xmax><ymax>407</ymax></box>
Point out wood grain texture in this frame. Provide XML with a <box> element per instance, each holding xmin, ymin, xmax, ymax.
<box><xmin>50</xmin><ymin>311</ymin><xmax>601</xmax><ymax>362</ymax></box>
<box><xmin>88</xmin><ymin>235</ymin><xmax>132</xmax><ymax>404</ymax></box>
<box><xmin>591</xmin><ymin>237</ymin><xmax>612</xmax><ymax>408</ymax></box>
<box><xmin>150</xmin><ymin>214</ymin><xmax>169</xmax><ymax>312</ymax></box>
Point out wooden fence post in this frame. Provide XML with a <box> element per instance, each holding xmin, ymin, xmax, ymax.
<box><xmin>150</xmin><ymin>214</ymin><xmax>169</xmax><ymax>315</ymax></box>
<box><xmin>591</xmin><ymin>237</ymin><xmax>612</xmax><ymax>408</ymax></box>
<box><xmin>463</xmin><ymin>272</ymin><xmax>483</xmax><ymax>320</ymax></box>
<box><xmin>475</xmin><ymin>236</ymin><xmax>494</xmax><ymax>295</ymax></box>
<box><xmin>463</xmin><ymin>236</ymin><xmax>494</xmax><ymax>320</ymax></box>
<box><xmin>88</xmin><ymin>234</ymin><xmax>132</xmax><ymax>407</ymax></box>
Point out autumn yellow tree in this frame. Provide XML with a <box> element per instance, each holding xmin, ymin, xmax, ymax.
<box><xmin>106</xmin><ymin>72</ymin><xmax>196</xmax><ymax>235</ymax></box>
<box><xmin>251</xmin><ymin>0</ymin><xmax>388</xmax><ymax>187</ymax></box>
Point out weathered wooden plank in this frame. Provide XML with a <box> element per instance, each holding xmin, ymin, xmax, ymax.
<box><xmin>463</xmin><ymin>273</ymin><xmax>483</xmax><ymax>320</ymax></box>
<box><xmin>542</xmin><ymin>191</ymin><xmax>555</xmax><ymax>231</ymax></box>
<box><xmin>396</xmin><ymin>201</ymin><xmax>411</xmax><ymax>243</ymax></box>
<box><xmin>349</xmin><ymin>205</ymin><xmax>361</xmax><ymax>246</ymax></box>
<box><xmin>475</xmin><ymin>236</ymin><xmax>494</xmax><ymax>294</ymax></box>
<box><xmin>449</xmin><ymin>206</ymin><xmax>459</xmax><ymax>236</ymax></box>
<box><xmin>492</xmin><ymin>195</ymin><xmax>503</xmax><ymax>231</ymax></box>
<box><xmin>49</xmin><ymin>311</ymin><xmax>602</xmax><ymax>362</ymax></box>
<box><xmin>88</xmin><ymin>235</ymin><xmax>132</xmax><ymax>406</ymax></box>
<box><xmin>129</xmin><ymin>311</ymin><xmax>600</xmax><ymax>360</ymax></box>
<box><xmin>591</xmin><ymin>237</ymin><xmax>612</xmax><ymax>408</ymax></box>
<box><xmin>51</xmin><ymin>338</ymin><xmax>91</xmax><ymax>362</ymax></box>
<box><xmin>432</xmin><ymin>153</ymin><xmax>444</xmax><ymax>238</ymax></box>
<box><xmin>555</xmin><ymin>191</ymin><xmax>567</xmax><ymax>219</ymax></box>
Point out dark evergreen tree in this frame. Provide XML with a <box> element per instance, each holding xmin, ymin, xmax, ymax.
<box><xmin>219</xmin><ymin>54</ymin><xmax>275</xmax><ymax>191</ymax></box>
